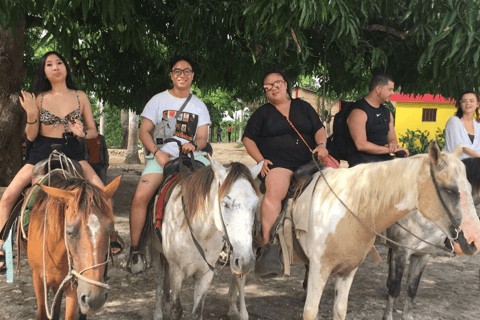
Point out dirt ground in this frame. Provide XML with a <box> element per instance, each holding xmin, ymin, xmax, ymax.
<box><xmin>1</xmin><ymin>142</ymin><xmax>480</xmax><ymax>319</ymax></box>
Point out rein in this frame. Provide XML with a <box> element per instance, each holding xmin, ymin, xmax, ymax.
<box><xmin>181</xmin><ymin>182</ymin><xmax>233</xmax><ymax>275</ymax></box>
<box><xmin>41</xmin><ymin>152</ymin><xmax>110</xmax><ymax>319</ymax></box>
<box><xmin>311</xmin><ymin>156</ymin><xmax>456</xmax><ymax>257</ymax></box>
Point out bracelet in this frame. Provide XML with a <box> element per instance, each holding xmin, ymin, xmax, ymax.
<box><xmin>26</xmin><ymin>119</ymin><xmax>38</xmax><ymax>125</ymax></box>
<box><xmin>153</xmin><ymin>149</ymin><xmax>159</xmax><ymax>156</ymax></box>
<box><xmin>83</xmin><ymin>128</ymin><xmax>88</xmax><ymax>138</ymax></box>
<box><xmin>317</xmin><ymin>142</ymin><xmax>327</xmax><ymax>148</ymax></box>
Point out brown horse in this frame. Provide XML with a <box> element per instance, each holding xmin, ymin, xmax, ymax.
<box><xmin>26</xmin><ymin>173</ymin><xmax>121</xmax><ymax>320</ymax></box>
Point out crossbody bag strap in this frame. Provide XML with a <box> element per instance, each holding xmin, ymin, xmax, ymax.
<box><xmin>285</xmin><ymin>116</ymin><xmax>339</xmax><ymax>168</ymax></box>
<box><xmin>176</xmin><ymin>93</ymin><xmax>192</xmax><ymax>115</ymax></box>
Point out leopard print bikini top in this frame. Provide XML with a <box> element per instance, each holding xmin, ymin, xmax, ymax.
<box><xmin>39</xmin><ymin>91</ymin><xmax>82</xmax><ymax>133</ymax></box>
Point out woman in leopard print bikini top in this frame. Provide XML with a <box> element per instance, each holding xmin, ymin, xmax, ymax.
<box><xmin>39</xmin><ymin>91</ymin><xmax>82</xmax><ymax>133</ymax></box>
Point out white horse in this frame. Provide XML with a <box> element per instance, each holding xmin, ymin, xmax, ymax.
<box><xmin>382</xmin><ymin>156</ymin><xmax>480</xmax><ymax>320</ymax></box>
<box><xmin>227</xmin><ymin>141</ymin><xmax>480</xmax><ymax>320</ymax></box>
<box><xmin>151</xmin><ymin>158</ymin><xmax>262</xmax><ymax>320</ymax></box>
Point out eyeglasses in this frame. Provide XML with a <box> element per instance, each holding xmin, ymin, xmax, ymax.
<box><xmin>460</xmin><ymin>99</ymin><xmax>477</xmax><ymax>104</ymax></box>
<box><xmin>171</xmin><ymin>68</ymin><xmax>193</xmax><ymax>76</ymax></box>
<box><xmin>263</xmin><ymin>80</ymin><xmax>285</xmax><ymax>91</ymax></box>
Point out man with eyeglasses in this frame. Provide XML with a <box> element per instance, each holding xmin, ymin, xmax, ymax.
<box><xmin>346</xmin><ymin>73</ymin><xmax>409</xmax><ymax>167</ymax></box>
<box><xmin>127</xmin><ymin>55</ymin><xmax>211</xmax><ymax>274</ymax></box>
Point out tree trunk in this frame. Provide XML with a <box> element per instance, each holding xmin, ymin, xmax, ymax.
<box><xmin>0</xmin><ymin>22</ymin><xmax>27</xmax><ymax>187</ymax></box>
<box><xmin>124</xmin><ymin>109</ymin><xmax>141</xmax><ymax>164</ymax></box>
<box><xmin>120</xmin><ymin>109</ymin><xmax>129</xmax><ymax>149</ymax></box>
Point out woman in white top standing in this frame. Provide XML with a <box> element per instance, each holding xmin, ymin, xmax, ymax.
<box><xmin>444</xmin><ymin>91</ymin><xmax>480</xmax><ymax>159</ymax></box>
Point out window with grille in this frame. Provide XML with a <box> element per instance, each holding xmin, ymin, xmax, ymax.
<box><xmin>422</xmin><ymin>108</ymin><xmax>437</xmax><ymax>122</ymax></box>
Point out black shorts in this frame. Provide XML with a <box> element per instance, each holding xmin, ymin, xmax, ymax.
<box><xmin>257</xmin><ymin>162</ymin><xmax>297</xmax><ymax>184</ymax></box>
<box><xmin>25</xmin><ymin>134</ymin><xmax>85</xmax><ymax>165</ymax></box>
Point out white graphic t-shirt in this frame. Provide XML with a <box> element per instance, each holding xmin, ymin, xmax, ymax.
<box><xmin>141</xmin><ymin>90</ymin><xmax>211</xmax><ymax>158</ymax></box>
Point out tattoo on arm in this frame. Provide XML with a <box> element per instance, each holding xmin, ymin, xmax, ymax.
<box><xmin>141</xmin><ymin>178</ymin><xmax>150</xmax><ymax>184</ymax></box>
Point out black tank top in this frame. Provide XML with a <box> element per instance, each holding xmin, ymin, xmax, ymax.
<box><xmin>347</xmin><ymin>99</ymin><xmax>392</xmax><ymax>167</ymax></box>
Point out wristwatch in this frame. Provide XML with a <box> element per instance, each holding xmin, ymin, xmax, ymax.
<box><xmin>191</xmin><ymin>141</ymin><xmax>197</xmax><ymax>150</ymax></box>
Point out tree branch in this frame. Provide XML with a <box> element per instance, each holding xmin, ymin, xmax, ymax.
<box><xmin>363</xmin><ymin>24</ymin><xmax>409</xmax><ymax>39</ymax></box>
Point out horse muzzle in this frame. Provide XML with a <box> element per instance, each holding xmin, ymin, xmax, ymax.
<box><xmin>451</xmin><ymin>230</ymin><xmax>478</xmax><ymax>255</ymax></box>
<box><xmin>229</xmin><ymin>252</ymin><xmax>255</xmax><ymax>276</ymax></box>
<box><xmin>77</xmin><ymin>281</ymin><xmax>109</xmax><ymax>314</ymax></box>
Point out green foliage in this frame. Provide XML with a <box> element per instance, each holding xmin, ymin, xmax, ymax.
<box><xmin>90</xmin><ymin>102</ymin><xmax>124</xmax><ymax>148</ymax></box>
<box><xmin>399</xmin><ymin>128</ymin><xmax>446</xmax><ymax>155</ymax></box>
<box><xmin>6</xmin><ymin>0</ymin><xmax>480</xmax><ymax>119</ymax></box>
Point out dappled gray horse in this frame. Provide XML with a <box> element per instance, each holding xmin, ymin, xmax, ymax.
<box><xmin>382</xmin><ymin>156</ymin><xmax>480</xmax><ymax>320</ymax></box>
<box><xmin>151</xmin><ymin>159</ymin><xmax>262</xmax><ymax>320</ymax></box>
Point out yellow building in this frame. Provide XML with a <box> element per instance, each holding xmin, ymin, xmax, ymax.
<box><xmin>390</xmin><ymin>93</ymin><xmax>456</xmax><ymax>139</ymax></box>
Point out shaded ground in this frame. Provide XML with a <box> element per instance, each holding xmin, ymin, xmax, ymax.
<box><xmin>1</xmin><ymin>142</ymin><xmax>479</xmax><ymax>319</ymax></box>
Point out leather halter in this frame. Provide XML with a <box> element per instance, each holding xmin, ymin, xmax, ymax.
<box><xmin>429</xmin><ymin>163</ymin><xmax>462</xmax><ymax>236</ymax></box>
<box><xmin>181</xmin><ymin>181</ymin><xmax>233</xmax><ymax>274</ymax></box>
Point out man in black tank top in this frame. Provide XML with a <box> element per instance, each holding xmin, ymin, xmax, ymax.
<box><xmin>347</xmin><ymin>73</ymin><xmax>410</xmax><ymax>167</ymax></box>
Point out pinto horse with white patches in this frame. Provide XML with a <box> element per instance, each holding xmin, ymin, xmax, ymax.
<box><xmin>252</xmin><ymin>141</ymin><xmax>480</xmax><ymax>320</ymax></box>
<box><xmin>382</xmin><ymin>155</ymin><xmax>480</xmax><ymax>320</ymax></box>
<box><xmin>26</xmin><ymin>173</ymin><xmax>121</xmax><ymax>320</ymax></box>
<box><xmin>151</xmin><ymin>159</ymin><xmax>262</xmax><ymax>320</ymax></box>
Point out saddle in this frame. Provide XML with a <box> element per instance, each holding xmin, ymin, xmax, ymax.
<box><xmin>140</xmin><ymin>151</ymin><xmax>207</xmax><ymax>252</ymax></box>
<box><xmin>0</xmin><ymin>150</ymin><xmax>83</xmax><ymax>277</ymax></box>
<box><xmin>255</xmin><ymin>159</ymin><xmax>328</xmax><ymax>278</ymax></box>
<box><xmin>0</xmin><ymin>149</ymin><xmax>83</xmax><ymax>242</ymax></box>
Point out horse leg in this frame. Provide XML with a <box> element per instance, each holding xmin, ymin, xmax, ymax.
<box><xmin>153</xmin><ymin>249</ymin><xmax>168</xmax><ymax>320</ymax></box>
<box><xmin>333</xmin><ymin>267</ymin><xmax>359</xmax><ymax>320</ymax></box>
<box><xmin>64</xmin><ymin>286</ymin><xmax>79</xmax><ymax>320</ymax></box>
<box><xmin>382</xmin><ymin>248</ymin><xmax>410</xmax><ymax>320</ymax></box>
<box><xmin>403</xmin><ymin>253</ymin><xmax>430</xmax><ymax>320</ymax></box>
<box><xmin>227</xmin><ymin>275</ymin><xmax>248</xmax><ymax>320</ymax></box>
<box><xmin>168</xmin><ymin>265</ymin><xmax>184</xmax><ymax>320</ymax></box>
<box><xmin>31</xmin><ymin>272</ymin><xmax>48</xmax><ymax>320</ymax></box>
<box><xmin>191</xmin><ymin>269</ymin><xmax>215</xmax><ymax>320</ymax></box>
<box><xmin>303</xmin><ymin>261</ymin><xmax>330</xmax><ymax>320</ymax></box>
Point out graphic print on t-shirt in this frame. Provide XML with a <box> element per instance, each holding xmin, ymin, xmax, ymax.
<box><xmin>163</xmin><ymin>110</ymin><xmax>199</xmax><ymax>142</ymax></box>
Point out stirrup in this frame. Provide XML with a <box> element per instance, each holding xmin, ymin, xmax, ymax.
<box><xmin>127</xmin><ymin>247</ymin><xmax>146</xmax><ymax>275</ymax></box>
<box><xmin>254</xmin><ymin>243</ymin><xmax>284</xmax><ymax>279</ymax></box>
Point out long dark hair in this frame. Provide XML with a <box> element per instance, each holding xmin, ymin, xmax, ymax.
<box><xmin>33</xmin><ymin>51</ymin><xmax>77</xmax><ymax>96</ymax></box>
<box><xmin>262</xmin><ymin>68</ymin><xmax>293</xmax><ymax>100</ymax></box>
<box><xmin>455</xmin><ymin>90</ymin><xmax>480</xmax><ymax>119</ymax></box>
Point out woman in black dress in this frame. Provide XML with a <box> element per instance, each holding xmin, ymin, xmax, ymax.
<box><xmin>243</xmin><ymin>68</ymin><xmax>329</xmax><ymax>250</ymax></box>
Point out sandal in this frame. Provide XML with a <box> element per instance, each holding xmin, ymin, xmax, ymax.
<box><xmin>126</xmin><ymin>246</ymin><xmax>146</xmax><ymax>275</ymax></box>
<box><xmin>110</xmin><ymin>231</ymin><xmax>125</xmax><ymax>256</ymax></box>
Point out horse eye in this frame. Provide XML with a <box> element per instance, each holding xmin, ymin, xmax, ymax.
<box><xmin>65</xmin><ymin>226</ymin><xmax>77</xmax><ymax>237</ymax></box>
<box><xmin>443</xmin><ymin>188</ymin><xmax>458</xmax><ymax>196</ymax></box>
<box><xmin>223</xmin><ymin>202</ymin><xmax>231</xmax><ymax>209</ymax></box>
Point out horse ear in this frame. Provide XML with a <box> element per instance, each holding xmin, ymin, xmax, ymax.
<box><xmin>102</xmin><ymin>175</ymin><xmax>122</xmax><ymax>199</ymax></box>
<box><xmin>209</xmin><ymin>157</ymin><xmax>228</xmax><ymax>181</ymax></box>
<box><xmin>452</xmin><ymin>143</ymin><xmax>463</xmax><ymax>158</ymax></box>
<box><xmin>428</xmin><ymin>140</ymin><xmax>441</xmax><ymax>167</ymax></box>
<box><xmin>40</xmin><ymin>185</ymin><xmax>77</xmax><ymax>203</ymax></box>
<box><xmin>250</xmin><ymin>161</ymin><xmax>263</xmax><ymax>178</ymax></box>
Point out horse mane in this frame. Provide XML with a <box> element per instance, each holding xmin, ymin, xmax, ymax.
<box><xmin>318</xmin><ymin>154</ymin><xmax>428</xmax><ymax>218</ymax></box>
<box><xmin>175</xmin><ymin>162</ymin><xmax>259</xmax><ymax>225</ymax></box>
<box><xmin>30</xmin><ymin>175</ymin><xmax>113</xmax><ymax>239</ymax></box>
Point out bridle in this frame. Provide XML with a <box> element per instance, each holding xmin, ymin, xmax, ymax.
<box><xmin>41</xmin><ymin>151</ymin><xmax>110</xmax><ymax>319</ymax></box>
<box><xmin>181</xmin><ymin>182</ymin><xmax>234</xmax><ymax>275</ymax></box>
